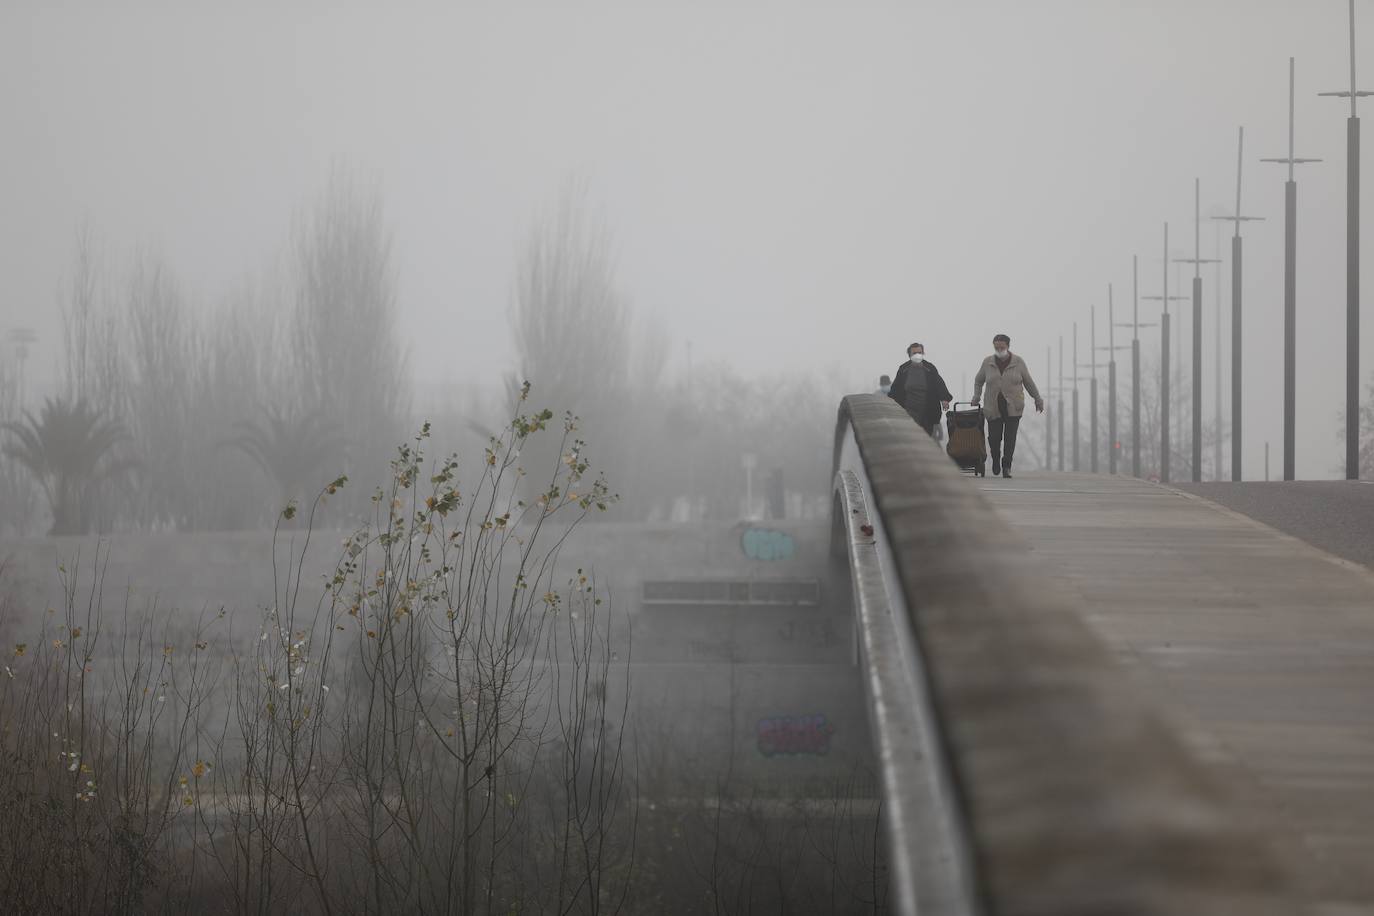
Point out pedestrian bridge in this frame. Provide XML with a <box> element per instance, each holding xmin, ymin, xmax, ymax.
<box><xmin>834</xmin><ymin>393</ymin><xmax>1374</xmax><ymax>916</ymax></box>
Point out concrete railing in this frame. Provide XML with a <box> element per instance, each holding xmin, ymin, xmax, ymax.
<box><xmin>833</xmin><ymin>393</ymin><xmax>1295</xmax><ymax>916</ymax></box>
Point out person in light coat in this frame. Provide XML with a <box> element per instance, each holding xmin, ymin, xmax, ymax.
<box><xmin>971</xmin><ymin>333</ymin><xmax>1043</xmax><ymax>479</ymax></box>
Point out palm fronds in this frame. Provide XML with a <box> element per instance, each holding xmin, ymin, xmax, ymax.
<box><xmin>1</xmin><ymin>397</ymin><xmax>134</xmax><ymax>534</ymax></box>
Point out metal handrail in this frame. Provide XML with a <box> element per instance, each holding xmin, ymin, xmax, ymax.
<box><xmin>832</xmin><ymin>451</ymin><xmax>980</xmax><ymax>916</ymax></box>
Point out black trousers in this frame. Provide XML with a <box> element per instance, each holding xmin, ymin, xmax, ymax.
<box><xmin>987</xmin><ymin>415</ymin><xmax>1021</xmax><ymax>462</ymax></box>
<box><xmin>905</xmin><ymin>406</ymin><xmax>939</xmax><ymax>438</ymax></box>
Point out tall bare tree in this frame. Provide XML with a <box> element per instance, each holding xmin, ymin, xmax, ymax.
<box><xmin>61</xmin><ymin>224</ymin><xmax>100</xmax><ymax>407</ymax></box>
<box><xmin>60</xmin><ymin>226</ymin><xmax>123</xmax><ymax>419</ymax></box>
<box><xmin>292</xmin><ymin>169</ymin><xmax>407</xmax><ymax>471</ymax></box>
<box><xmin>188</xmin><ymin>271</ymin><xmax>296</xmax><ymax>530</ymax></box>
<box><xmin>122</xmin><ymin>253</ymin><xmax>197</xmax><ymax>529</ymax></box>
<box><xmin>510</xmin><ymin>183</ymin><xmax>634</xmax><ymax>512</ymax></box>
<box><xmin>511</xmin><ymin>183</ymin><xmax>632</xmax><ymax>409</ymax></box>
<box><xmin>55</xmin><ymin>227</ymin><xmax>130</xmax><ymax>531</ymax></box>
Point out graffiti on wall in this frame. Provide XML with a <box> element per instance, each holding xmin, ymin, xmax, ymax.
<box><xmin>741</xmin><ymin>528</ymin><xmax>796</xmax><ymax>562</ymax></box>
<box><xmin>756</xmin><ymin>714</ymin><xmax>833</xmax><ymax>757</ymax></box>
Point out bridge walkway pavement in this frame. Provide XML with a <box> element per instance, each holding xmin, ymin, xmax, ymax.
<box><xmin>982</xmin><ymin>472</ymin><xmax>1374</xmax><ymax>915</ymax></box>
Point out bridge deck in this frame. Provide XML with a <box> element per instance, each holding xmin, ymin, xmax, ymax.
<box><xmin>985</xmin><ymin>472</ymin><xmax>1374</xmax><ymax>914</ymax></box>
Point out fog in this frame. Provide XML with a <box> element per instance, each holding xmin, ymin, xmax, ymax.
<box><xmin>1</xmin><ymin>1</ymin><xmax>1369</xmax><ymax>483</ymax></box>
<box><xmin>5</xmin><ymin>3</ymin><xmax>1374</xmax><ymax>912</ymax></box>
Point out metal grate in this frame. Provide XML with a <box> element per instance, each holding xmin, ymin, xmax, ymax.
<box><xmin>641</xmin><ymin>579</ymin><xmax>819</xmax><ymax>606</ymax></box>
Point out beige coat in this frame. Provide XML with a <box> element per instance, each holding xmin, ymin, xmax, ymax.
<box><xmin>972</xmin><ymin>353</ymin><xmax>1042</xmax><ymax>419</ymax></box>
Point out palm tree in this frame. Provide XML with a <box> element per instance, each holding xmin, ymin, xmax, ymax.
<box><xmin>225</xmin><ymin>405</ymin><xmax>349</xmax><ymax>512</ymax></box>
<box><xmin>2</xmin><ymin>397</ymin><xmax>134</xmax><ymax>535</ymax></box>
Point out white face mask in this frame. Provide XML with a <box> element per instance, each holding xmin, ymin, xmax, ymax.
<box><xmin>909</xmin><ymin>353</ymin><xmax>924</xmax><ymax>364</ymax></box>
<box><xmin>994</xmin><ymin>348</ymin><xmax>1009</xmax><ymax>358</ymax></box>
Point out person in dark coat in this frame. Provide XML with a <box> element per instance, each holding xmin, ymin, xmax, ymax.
<box><xmin>887</xmin><ymin>341</ymin><xmax>953</xmax><ymax>436</ymax></box>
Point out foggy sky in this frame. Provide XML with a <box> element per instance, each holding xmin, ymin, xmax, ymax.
<box><xmin>2</xmin><ymin>0</ymin><xmax>1368</xmax><ymax>478</ymax></box>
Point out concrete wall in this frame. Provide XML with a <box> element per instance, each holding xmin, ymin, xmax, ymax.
<box><xmin>0</xmin><ymin>519</ymin><xmax>830</xmax><ymax>632</ymax></box>
<box><xmin>0</xmin><ymin>517</ymin><xmax>872</xmax><ymax>797</ymax></box>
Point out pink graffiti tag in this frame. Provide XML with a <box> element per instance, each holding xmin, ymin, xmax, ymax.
<box><xmin>756</xmin><ymin>714</ymin><xmax>833</xmax><ymax>757</ymax></box>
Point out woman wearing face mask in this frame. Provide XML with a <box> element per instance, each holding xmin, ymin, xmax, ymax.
<box><xmin>887</xmin><ymin>342</ymin><xmax>953</xmax><ymax>437</ymax></box>
<box><xmin>971</xmin><ymin>333</ymin><xmax>1044</xmax><ymax>478</ymax></box>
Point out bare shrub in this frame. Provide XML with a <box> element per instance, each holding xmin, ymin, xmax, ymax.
<box><xmin>1</xmin><ymin>395</ymin><xmax>638</xmax><ymax>915</ymax></box>
<box><xmin>0</xmin><ymin>545</ymin><xmax>223</xmax><ymax>914</ymax></box>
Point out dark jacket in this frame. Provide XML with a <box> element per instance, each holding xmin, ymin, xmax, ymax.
<box><xmin>888</xmin><ymin>359</ymin><xmax>954</xmax><ymax>430</ymax></box>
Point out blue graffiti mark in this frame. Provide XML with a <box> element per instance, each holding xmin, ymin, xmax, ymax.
<box><xmin>741</xmin><ymin>528</ymin><xmax>796</xmax><ymax>562</ymax></box>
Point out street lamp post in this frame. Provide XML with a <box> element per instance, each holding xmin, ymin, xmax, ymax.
<box><xmin>1319</xmin><ymin>0</ymin><xmax>1371</xmax><ymax>480</ymax></box>
<box><xmin>1058</xmin><ymin>335</ymin><xmax>1066</xmax><ymax>471</ymax></box>
<box><xmin>1045</xmin><ymin>344</ymin><xmax>1053</xmax><ymax>471</ymax></box>
<box><xmin>1213</xmin><ymin>126</ymin><xmax>1264</xmax><ymax>481</ymax></box>
<box><xmin>1045</xmin><ymin>363</ymin><xmax>1070</xmax><ymax>472</ymax></box>
<box><xmin>1073</xmin><ymin>322</ymin><xmax>1081</xmax><ymax>472</ymax></box>
<box><xmin>1262</xmin><ymin>57</ymin><xmax>1322</xmax><ymax>481</ymax></box>
<box><xmin>1077</xmin><ymin>307</ymin><xmax>1101</xmax><ymax>474</ymax></box>
<box><xmin>1091</xmin><ymin>307</ymin><xmax>1098</xmax><ymax>474</ymax></box>
<box><xmin>1141</xmin><ymin>286</ymin><xmax>1188</xmax><ymax>476</ymax></box>
<box><xmin>1123</xmin><ymin>257</ymin><xmax>1154</xmax><ymax>478</ymax></box>
<box><xmin>6</xmin><ymin>328</ymin><xmax>37</xmax><ymax>410</ymax></box>
<box><xmin>1212</xmin><ymin>220</ymin><xmax>1225</xmax><ymax>480</ymax></box>
<box><xmin>1143</xmin><ymin>224</ymin><xmax>1189</xmax><ymax>482</ymax></box>
<box><xmin>1173</xmin><ymin>180</ymin><xmax>1222</xmax><ymax>483</ymax></box>
<box><xmin>1133</xmin><ymin>259</ymin><xmax>1140</xmax><ymax>478</ymax></box>
<box><xmin>1100</xmin><ymin>285</ymin><xmax>1131</xmax><ymax>476</ymax></box>
<box><xmin>742</xmin><ymin>452</ymin><xmax>757</xmax><ymax>519</ymax></box>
